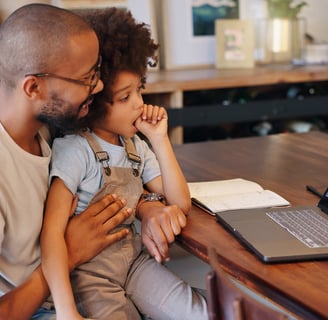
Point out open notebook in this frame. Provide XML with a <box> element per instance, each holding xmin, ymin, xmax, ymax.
<box><xmin>188</xmin><ymin>178</ymin><xmax>289</xmax><ymax>216</ymax></box>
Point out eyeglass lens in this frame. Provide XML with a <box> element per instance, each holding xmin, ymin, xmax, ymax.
<box><xmin>89</xmin><ymin>56</ymin><xmax>102</xmax><ymax>92</ymax></box>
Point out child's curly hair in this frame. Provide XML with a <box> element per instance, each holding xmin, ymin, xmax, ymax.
<box><xmin>76</xmin><ymin>7</ymin><xmax>159</xmax><ymax>129</ymax></box>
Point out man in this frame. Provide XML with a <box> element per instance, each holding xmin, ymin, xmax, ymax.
<box><xmin>0</xmin><ymin>4</ymin><xmax>131</xmax><ymax>319</ymax></box>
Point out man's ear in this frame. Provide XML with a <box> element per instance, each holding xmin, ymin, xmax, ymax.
<box><xmin>22</xmin><ymin>76</ymin><xmax>41</xmax><ymax>99</ymax></box>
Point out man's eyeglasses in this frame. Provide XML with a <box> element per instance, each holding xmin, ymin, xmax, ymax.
<box><xmin>25</xmin><ymin>56</ymin><xmax>102</xmax><ymax>95</ymax></box>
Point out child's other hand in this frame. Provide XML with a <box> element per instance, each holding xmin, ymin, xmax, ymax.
<box><xmin>135</xmin><ymin>104</ymin><xmax>168</xmax><ymax>140</ymax></box>
<box><xmin>138</xmin><ymin>201</ymin><xmax>187</xmax><ymax>263</ymax></box>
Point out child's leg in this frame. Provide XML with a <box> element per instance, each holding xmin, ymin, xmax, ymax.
<box><xmin>73</xmin><ymin>269</ymin><xmax>141</xmax><ymax>320</ymax></box>
<box><xmin>72</xmin><ymin>231</ymin><xmax>142</xmax><ymax>320</ymax></box>
<box><xmin>126</xmin><ymin>250</ymin><xmax>208</xmax><ymax>320</ymax></box>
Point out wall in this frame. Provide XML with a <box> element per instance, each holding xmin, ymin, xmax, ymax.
<box><xmin>302</xmin><ymin>0</ymin><xmax>328</xmax><ymax>42</ymax></box>
<box><xmin>1</xmin><ymin>0</ymin><xmax>327</xmax><ymax>45</ymax></box>
<box><xmin>0</xmin><ymin>0</ymin><xmax>49</xmax><ymax>21</ymax></box>
<box><xmin>240</xmin><ymin>0</ymin><xmax>328</xmax><ymax>43</ymax></box>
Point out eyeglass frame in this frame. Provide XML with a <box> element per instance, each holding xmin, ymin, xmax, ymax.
<box><xmin>25</xmin><ymin>55</ymin><xmax>102</xmax><ymax>95</ymax></box>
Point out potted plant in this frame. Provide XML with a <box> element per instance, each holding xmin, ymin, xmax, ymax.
<box><xmin>261</xmin><ymin>0</ymin><xmax>308</xmax><ymax>63</ymax></box>
<box><xmin>267</xmin><ymin>0</ymin><xmax>307</xmax><ymax>19</ymax></box>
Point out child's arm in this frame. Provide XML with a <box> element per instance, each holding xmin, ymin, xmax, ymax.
<box><xmin>40</xmin><ymin>177</ymin><xmax>83</xmax><ymax>320</ymax></box>
<box><xmin>135</xmin><ymin>104</ymin><xmax>191</xmax><ymax>263</ymax></box>
<box><xmin>135</xmin><ymin>104</ymin><xmax>191</xmax><ymax>213</ymax></box>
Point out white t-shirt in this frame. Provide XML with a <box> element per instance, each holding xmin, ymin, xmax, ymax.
<box><xmin>0</xmin><ymin>123</ymin><xmax>51</xmax><ymax>294</ymax></box>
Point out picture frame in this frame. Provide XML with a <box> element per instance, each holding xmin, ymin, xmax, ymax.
<box><xmin>159</xmin><ymin>0</ymin><xmax>239</xmax><ymax>70</ymax></box>
<box><xmin>215</xmin><ymin>19</ymin><xmax>254</xmax><ymax>69</ymax></box>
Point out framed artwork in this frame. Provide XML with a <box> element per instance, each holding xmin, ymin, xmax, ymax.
<box><xmin>159</xmin><ymin>0</ymin><xmax>239</xmax><ymax>70</ymax></box>
<box><xmin>215</xmin><ymin>19</ymin><xmax>254</xmax><ymax>68</ymax></box>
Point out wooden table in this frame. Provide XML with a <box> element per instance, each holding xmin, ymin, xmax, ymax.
<box><xmin>144</xmin><ymin>65</ymin><xmax>328</xmax><ymax>144</ymax></box>
<box><xmin>173</xmin><ymin>131</ymin><xmax>328</xmax><ymax>319</ymax></box>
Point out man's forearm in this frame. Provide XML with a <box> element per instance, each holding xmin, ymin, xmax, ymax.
<box><xmin>0</xmin><ymin>266</ymin><xmax>50</xmax><ymax>320</ymax></box>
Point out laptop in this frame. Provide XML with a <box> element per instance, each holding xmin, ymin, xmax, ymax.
<box><xmin>215</xmin><ymin>190</ymin><xmax>328</xmax><ymax>263</ymax></box>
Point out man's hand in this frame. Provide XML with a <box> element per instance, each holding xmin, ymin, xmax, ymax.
<box><xmin>139</xmin><ymin>201</ymin><xmax>187</xmax><ymax>263</ymax></box>
<box><xmin>65</xmin><ymin>194</ymin><xmax>132</xmax><ymax>270</ymax></box>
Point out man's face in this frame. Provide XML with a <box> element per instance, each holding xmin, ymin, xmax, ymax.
<box><xmin>37</xmin><ymin>94</ymin><xmax>85</xmax><ymax>133</ymax></box>
<box><xmin>35</xmin><ymin>32</ymin><xmax>103</xmax><ymax>133</ymax></box>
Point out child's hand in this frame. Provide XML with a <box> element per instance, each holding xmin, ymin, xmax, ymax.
<box><xmin>140</xmin><ymin>103</ymin><xmax>167</xmax><ymax>124</ymax></box>
<box><xmin>138</xmin><ymin>201</ymin><xmax>187</xmax><ymax>263</ymax></box>
<box><xmin>135</xmin><ymin>104</ymin><xmax>168</xmax><ymax>141</ymax></box>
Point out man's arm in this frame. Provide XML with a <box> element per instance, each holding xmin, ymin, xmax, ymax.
<box><xmin>65</xmin><ymin>194</ymin><xmax>132</xmax><ymax>270</ymax></box>
<box><xmin>0</xmin><ymin>266</ymin><xmax>49</xmax><ymax>320</ymax></box>
<box><xmin>0</xmin><ymin>194</ymin><xmax>131</xmax><ymax>320</ymax></box>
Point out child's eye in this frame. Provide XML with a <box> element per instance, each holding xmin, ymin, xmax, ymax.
<box><xmin>119</xmin><ymin>95</ymin><xmax>129</xmax><ymax>103</ymax></box>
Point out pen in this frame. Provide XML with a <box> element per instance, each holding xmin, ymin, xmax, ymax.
<box><xmin>306</xmin><ymin>185</ymin><xmax>323</xmax><ymax>199</ymax></box>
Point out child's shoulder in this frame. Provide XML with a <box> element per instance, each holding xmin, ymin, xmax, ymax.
<box><xmin>131</xmin><ymin>134</ymin><xmax>151</xmax><ymax>151</ymax></box>
<box><xmin>54</xmin><ymin>133</ymin><xmax>87</xmax><ymax>144</ymax></box>
<box><xmin>52</xmin><ymin>133</ymin><xmax>91</xmax><ymax>154</ymax></box>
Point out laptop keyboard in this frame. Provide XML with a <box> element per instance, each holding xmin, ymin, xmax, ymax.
<box><xmin>266</xmin><ymin>208</ymin><xmax>328</xmax><ymax>248</ymax></box>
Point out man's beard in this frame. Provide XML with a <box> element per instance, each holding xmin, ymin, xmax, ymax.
<box><xmin>37</xmin><ymin>97</ymin><xmax>80</xmax><ymax>136</ymax></box>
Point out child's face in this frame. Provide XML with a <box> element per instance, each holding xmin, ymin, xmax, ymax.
<box><xmin>95</xmin><ymin>70</ymin><xmax>144</xmax><ymax>142</ymax></box>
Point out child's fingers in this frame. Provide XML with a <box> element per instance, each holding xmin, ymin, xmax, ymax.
<box><xmin>158</xmin><ymin>107</ymin><xmax>168</xmax><ymax>120</ymax></box>
<box><xmin>150</xmin><ymin>105</ymin><xmax>161</xmax><ymax>123</ymax></box>
<box><xmin>142</xmin><ymin>104</ymin><xmax>167</xmax><ymax>123</ymax></box>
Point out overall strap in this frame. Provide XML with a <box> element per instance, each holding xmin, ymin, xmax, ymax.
<box><xmin>80</xmin><ymin>130</ymin><xmax>111</xmax><ymax>180</ymax></box>
<box><xmin>80</xmin><ymin>130</ymin><xmax>142</xmax><ymax>179</ymax></box>
<box><xmin>123</xmin><ymin>137</ymin><xmax>142</xmax><ymax>177</ymax></box>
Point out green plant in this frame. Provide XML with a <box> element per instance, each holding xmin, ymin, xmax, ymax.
<box><xmin>267</xmin><ymin>0</ymin><xmax>307</xmax><ymax>18</ymax></box>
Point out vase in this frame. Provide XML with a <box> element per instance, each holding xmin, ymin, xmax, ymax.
<box><xmin>256</xmin><ymin>18</ymin><xmax>306</xmax><ymax>64</ymax></box>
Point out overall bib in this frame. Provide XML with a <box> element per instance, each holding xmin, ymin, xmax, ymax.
<box><xmin>72</xmin><ymin>131</ymin><xmax>144</xmax><ymax>319</ymax></box>
<box><xmin>71</xmin><ymin>132</ymin><xmax>208</xmax><ymax>320</ymax></box>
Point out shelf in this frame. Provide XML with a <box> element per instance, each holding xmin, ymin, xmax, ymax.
<box><xmin>143</xmin><ymin>64</ymin><xmax>328</xmax><ymax>144</ymax></box>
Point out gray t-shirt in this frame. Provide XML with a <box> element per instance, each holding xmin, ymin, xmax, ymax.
<box><xmin>50</xmin><ymin>133</ymin><xmax>160</xmax><ymax>214</ymax></box>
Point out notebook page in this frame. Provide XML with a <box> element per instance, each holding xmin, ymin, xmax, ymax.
<box><xmin>195</xmin><ymin>190</ymin><xmax>290</xmax><ymax>212</ymax></box>
<box><xmin>188</xmin><ymin>178</ymin><xmax>263</xmax><ymax>198</ymax></box>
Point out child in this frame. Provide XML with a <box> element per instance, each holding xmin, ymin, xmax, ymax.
<box><xmin>40</xmin><ymin>7</ymin><xmax>208</xmax><ymax>320</ymax></box>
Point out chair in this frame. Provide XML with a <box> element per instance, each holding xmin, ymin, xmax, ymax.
<box><xmin>206</xmin><ymin>247</ymin><xmax>289</xmax><ymax>320</ymax></box>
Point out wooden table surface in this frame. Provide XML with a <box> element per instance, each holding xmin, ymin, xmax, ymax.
<box><xmin>173</xmin><ymin>131</ymin><xmax>328</xmax><ymax>319</ymax></box>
